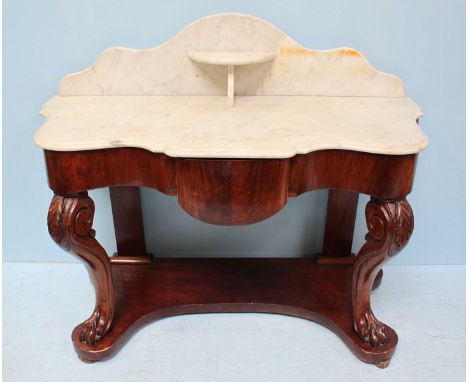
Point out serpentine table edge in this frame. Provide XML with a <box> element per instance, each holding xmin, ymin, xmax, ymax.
<box><xmin>44</xmin><ymin>147</ymin><xmax>417</xmax><ymax>368</ymax></box>
<box><xmin>39</xmin><ymin>12</ymin><xmax>425</xmax><ymax>369</ymax></box>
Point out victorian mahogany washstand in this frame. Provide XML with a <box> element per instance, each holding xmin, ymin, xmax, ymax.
<box><xmin>35</xmin><ymin>14</ymin><xmax>427</xmax><ymax>368</ymax></box>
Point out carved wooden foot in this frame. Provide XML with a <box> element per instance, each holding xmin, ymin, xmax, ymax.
<box><xmin>352</xmin><ymin>197</ymin><xmax>413</xmax><ymax>348</ymax></box>
<box><xmin>47</xmin><ymin>192</ymin><xmax>114</xmax><ymax>346</ymax></box>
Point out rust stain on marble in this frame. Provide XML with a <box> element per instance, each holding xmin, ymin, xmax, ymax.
<box><xmin>280</xmin><ymin>47</ymin><xmax>361</xmax><ymax>58</ymax></box>
<box><xmin>279</xmin><ymin>47</ymin><xmax>316</xmax><ymax>57</ymax></box>
<box><xmin>340</xmin><ymin>48</ymin><xmax>361</xmax><ymax>57</ymax></box>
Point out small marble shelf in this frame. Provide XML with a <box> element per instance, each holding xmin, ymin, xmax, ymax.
<box><xmin>35</xmin><ymin>13</ymin><xmax>428</xmax><ymax>368</ymax></box>
<box><xmin>36</xmin><ymin>95</ymin><xmax>427</xmax><ymax>158</ymax></box>
<box><xmin>36</xmin><ymin>13</ymin><xmax>428</xmax><ymax>159</ymax></box>
<box><xmin>187</xmin><ymin>51</ymin><xmax>276</xmax><ymax>65</ymax></box>
<box><xmin>188</xmin><ymin>51</ymin><xmax>276</xmax><ymax>106</ymax></box>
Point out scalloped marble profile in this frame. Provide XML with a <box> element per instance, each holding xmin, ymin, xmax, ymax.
<box><xmin>36</xmin><ymin>13</ymin><xmax>428</xmax><ymax>158</ymax></box>
<box><xmin>57</xmin><ymin>13</ymin><xmax>405</xmax><ymax>97</ymax></box>
<box><xmin>36</xmin><ymin>96</ymin><xmax>427</xmax><ymax>157</ymax></box>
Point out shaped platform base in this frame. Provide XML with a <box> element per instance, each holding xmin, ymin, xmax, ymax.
<box><xmin>72</xmin><ymin>258</ymin><xmax>396</xmax><ymax>366</ymax></box>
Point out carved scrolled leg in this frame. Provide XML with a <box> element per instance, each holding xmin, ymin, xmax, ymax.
<box><xmin>47</xmin><ymin>192</ymin><xmax>114</xmax><ymax>346</ymax></box>
<box><xmin>352</xmin><ymin>197</ymin><xmax>413</xmax><ymax>348</ymax></box>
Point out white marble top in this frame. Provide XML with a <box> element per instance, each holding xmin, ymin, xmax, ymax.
<box><xmin>36</xmin><ymin>13</ymin><xmax>428</xmax><ymax>158</ymax></box>
<box><xmin>35</xmin><ymin>96</ymin><xmax>427</xmax><ymax>158</ymax></box>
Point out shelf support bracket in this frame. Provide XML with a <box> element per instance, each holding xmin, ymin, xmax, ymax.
<box><xmin>227</xmin><ymin>65</ymin><xmax>234</xmax><ymax>106</ymax></box>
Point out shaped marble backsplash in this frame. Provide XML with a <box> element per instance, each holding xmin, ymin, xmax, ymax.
<box><xmin>58</xmin><ymin>13</ymin><xmax>404</xmax><ymax>97</ymax></box>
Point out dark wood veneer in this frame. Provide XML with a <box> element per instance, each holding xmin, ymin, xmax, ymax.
<box><xmin>288</xmin><ymin>150</ymin><xmax>417</xmax><ymax>199</ymax></box>
<box><xmin>109</xmin><ymin>186</ymin><xmax>147</xmax><ymax>257</ymax></box>
<box><xmin>71</xmin><ymin>259</ymin><xmax>397</xmax><ymax>365</ymax></box>
<box><xmin>323</xmin><ymin>189</ymin><xmax>359</xmax><ymax>257</ymax></box>
<box><xmin>45</xmin><ymin>148</ymin><xmax>416</xmax><ymax>226</ymax></box>
<box><xmin>176</xmin><ymin>158</ymin><xmax>289</xmax><ymax>225</ymax></box>
<box><xmin>45</xmin><ymin>148</ymin><xmax>177</xmax><ymax>195</ymax></box>
<box><xmin>44</xmin><ymin>147</ymin><xmax>419</xmax><ymax>368</ymax></box>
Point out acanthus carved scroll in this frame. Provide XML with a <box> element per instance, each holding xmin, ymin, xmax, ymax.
<box><xmin>352</xmin><ymin>197</ymin><xmax>413</xmax><ymax>347</ymax></box>
<box><xmin>47</xmin><ymin>193</ymin><xmax>114</xmax><ymax>346</ymax></box>
<box><xmin>48</xmin><ymin>194</ymin><xmax>95</xmax><ymax>250</ymax></box>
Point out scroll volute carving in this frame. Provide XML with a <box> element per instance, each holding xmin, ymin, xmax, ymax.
<box><xmin>48</xmin><ymin>194</ymin><xmax>95</xmax><ymax>250</ymax></box>
<box><xmin>47</xmin><ymin>193</ymin><xmax>114</xmax><ymax>346</ymax></box>
<box><xmin>352</xmin><ymin>197</ymin><xmax>414</xmax><ymax>347</ymax></box>
<box><xmin>366</xmin><ymin>197</ymin><xmax>414</xmax><ymax>256</ymax></box>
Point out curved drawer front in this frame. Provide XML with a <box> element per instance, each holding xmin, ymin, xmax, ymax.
<box><xmin>44</xmin><ymin>148</ymin><xmax>417</xmax><ymax>226</ymax></box>
<box><xmin>176</xmin><ymin>159</ymin><xmax>289</xmax><ymax>225</ymax></box>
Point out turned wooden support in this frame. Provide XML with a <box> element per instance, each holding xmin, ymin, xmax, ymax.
<box><xmin>47</xmin><ymin>192</ymin><xmax>114</xmax><ymax>345</ymax></box>
<box><xmin>352</xmin><ymin>197</ymin><xmax>413</xmax><ymax>347</ymax></box>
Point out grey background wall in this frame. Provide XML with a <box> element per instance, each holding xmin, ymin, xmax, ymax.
<box><xmin>4</xmin><ymin>0</ymin><xmax>465</xmax><ymax>264</ymax></box>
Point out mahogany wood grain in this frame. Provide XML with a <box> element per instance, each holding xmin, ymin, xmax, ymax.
<box><xmin>45</xmin><ymin>148</ymin><xmax>177</xmax><ymax>195</ymax></box>
<box><xmin>44</xmin><ymin>148</ymin><xmax>417</xmax><ymax>226</ymax></box>
<box><xmin>320</xmin><ymin>190</ymin><xmax>384</xmax><ymax>291</ymax></box>
<box><xmin>322</xmin><ymin>189</ymin><xmax>359</xmax><ymax>257</ymax></box>
<box><xmin>176</xmin><ymin>159</ymin><xmax>289</xmax><ymax>225</ymax></box>
<box><xmin>288</xmin><ymin>150</ymin><xmax>417</xmax><ymax>199</ymax></box>
<box><xmin>71</xmin><ymin>258</ymin><xmax>397</xmax><ymax>366</ymax></box>
<box><xmin>109</xmin><ymin>186</ymin><xmax>148</xmax><ymax>258</ymax></box>
<box><xmin>352</xmin><ymin>197</ymin><xmax>413</xmax><ymax>349</ymax></box>
<box><xmin>47</xmin><ymin>192</ymin><xmax>114</xmax><ymax>345</ymax></box>
<box><xmin>43</xmin><ymin>147</ymin><xmax>419</xmax><ymax>368</ymax></box>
